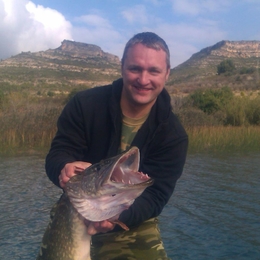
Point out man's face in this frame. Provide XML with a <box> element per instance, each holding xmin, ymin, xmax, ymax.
<box><xmin>121</xmin><ymin>43</ymin><xmax>170</xmax><ymax>108</ymax></box>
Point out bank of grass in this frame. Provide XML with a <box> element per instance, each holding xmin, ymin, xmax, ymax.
<box><xmin>1</xmin><ymin>124</ymin><xmax>260</xmax><ymax>155</ymax></box>
<box><xmin>0</xmin><ymin>93</ymin><xmax>63</xmax><ymax>156</ymax></box>
<box><xmin>187</xmin><ymin>126</ymin><xmax>260</xmax><ymax>153</ymax></box>
<box><xmin>1</xmin><ymin>89</ymin><xmax>260</xmax><ymax>155</ymax></box>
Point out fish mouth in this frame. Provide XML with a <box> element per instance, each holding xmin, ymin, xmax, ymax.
<box><xmin>103</xmin><ymin>146</ymin><xmax>153</xmax><ymax>187</ymax></box>
<box><xmin>65</xmin><ymin>146</ymin><xmax>153</xmax><ymax>222</ymax></box>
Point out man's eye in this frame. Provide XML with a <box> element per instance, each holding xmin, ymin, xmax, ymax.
<box><xmin>150</xmin><ymin>70</ymin><xmax>160</xmax><ymax>75</ymax></box>
<box><xmin>129</xmin><ymin>68</ymin><xmax>140</xmax><ymax>73</ymax></box>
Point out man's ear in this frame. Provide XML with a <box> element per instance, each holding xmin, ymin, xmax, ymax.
<box><xmin>165</xmin><ymin>68</ymin><xmax>170</xmax><ymax>81</ymax></box>
<box><xmin>121</xmin><ymin>63</ymin><xmax>124</xmax><ymax>77</ymax></box>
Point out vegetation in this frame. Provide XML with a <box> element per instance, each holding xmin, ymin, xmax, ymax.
<box><xmin>189</xmin><ymin>86</ymin><xmax>233</xmax><ymax>114</ymax></box>
<box><xmin>1</xmin><ymin>39</ymin><xmax>259</xmax><ymax>155</ymax></box>
<box><xmin>187</xmin><ymin>126</ymin><xmax>260</xmax><ymax>153</ymax></box>
<box><xmin>180</xmin><ymin>86</ymin><xmax>260</xmax><ymax>126</ymax></box>
<box><xmin>217</xmin><ymin>59</ymin><xmax>236</xmax><ymax>75</ymax></box>
<box><xmin>0</xmin><ymin>90</ymin><xmax>64</xmax><ymax>155</ymax></box>
<box><xmin>0</xmin><ymin>83</ymin><xmax>259</xmax><ymax>155</ymax></box>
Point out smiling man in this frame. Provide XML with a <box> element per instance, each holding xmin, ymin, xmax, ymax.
<box><xmin>121</xmin><ymin>40</ymin><xmax>170</xmax><ymax>118</ymax></box>
<box><xmin>45</xmin><ymin>32</ymin><xmax>188</xmax><ymax>259</ymax></box>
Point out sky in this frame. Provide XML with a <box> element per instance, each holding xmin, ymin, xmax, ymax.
<box><xmin>1</xmin><ymin>0</ymin><xmax>260</xmax><ymax>68</ymax></box>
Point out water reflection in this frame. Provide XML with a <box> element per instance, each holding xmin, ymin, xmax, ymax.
<box><xmin>0</xmin><ymin>153</ymin><xmax>259</xmax><ymax>259</ymax></box>
<box><xmin>0</xmin><ymin>156</ymin><xmax>61</xmax><ymax>260</ymax></box>
<box><xmin>160</xmin><ymin>153</ymin><xmax>260</xmax><ymax>260</ymax></box>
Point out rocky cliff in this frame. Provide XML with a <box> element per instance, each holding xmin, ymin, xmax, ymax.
<box><xmin>167</xmin><ymin>40</ymin><xmax>260</xmax><ymax>94</ymax></box>
<box><xmin>1</xmin><ymin>39</ymin><xmax>259</xmax><ymax>93</ymax></box>
<box><xmin>193</xmin><ymin>40</ymin><xmax>260</xmax><ymax>59</ymax></box>
<box><xmin>56</xmin><ymin>40</ymin><xmax>119</xmax><ymax>63</ymax></box>
<box><xmin>0</xmin><ymin>40</ymin><xmax>121</xmax><ymax>87</ymax></box>
<box><xmin>170</xmin><ymin>40</ymin><xmax>260</xmax><ymax>81</ymax></box>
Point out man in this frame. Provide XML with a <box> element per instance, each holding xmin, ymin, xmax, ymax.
<box><xmin>45</xmin><ymin>32</ymin><xmax>188</xmax><ymax>259</ymax></box>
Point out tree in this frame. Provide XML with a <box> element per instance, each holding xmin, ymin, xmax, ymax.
<box><xmin>217</xmin><ymin>59</ymin><xmax>235</xmax><ymax>75</ymax></box>
<box><xmin>190</xmin><ymin>87</ymin><xmax>234</xmax><ymax>114</ymax></box>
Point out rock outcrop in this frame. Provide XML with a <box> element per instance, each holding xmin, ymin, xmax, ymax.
<box><xmin>171</xmin><ymin>40</ymin><xmax>260</xmax><ymax>81</ymax></box>
<box><xmin>56</xmin><ymin>40</ymin><xmax>119</xmax><ymax>63</ymax></box>
<box><xmin>0</xmin><ymin>40</ymin><xmax>121</xmax><ymax>86</ymax></box>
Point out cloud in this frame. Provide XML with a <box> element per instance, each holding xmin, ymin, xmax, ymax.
<box><xmin>0</xmin><ymin>0</ymin><xmax>72</xmax><ymax>60</ymax></box>
<box><xmin>121</xmin><ymin>5</ymin><xmax>148</xmax><ymax>24</ymax></box>
<box><xmin>146</xmin><ymin>19</ymin><xmax>227</xmax><ymax>67</ymax></box>
<box><xmin>118</xmin><ymin>2</ymin><xmax>228</xmax><ymax>66</ymax></box>
<box><xmin>75</xmin><ymin>14</ymin><xmax>110</xmax><ymax>28</ymax></box>
<box><xmin>2</xmin><ymin>0</ymin><xmax>255</xmax><ymax>68</ymax></box>
<box><xmin>171</xmin><ymin>0</ymin><xmax>231</xmax><ymax>16</ymax></box>
<box><xmin>72</xmin><ymin>14</ymin><xmax>124</xmax><ymax>59</ymax></box>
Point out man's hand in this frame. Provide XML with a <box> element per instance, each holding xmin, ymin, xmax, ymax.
<box><xmin>84</xmin><ymin>220</ymin><xmax>116</xmax><ymax>235</ymax></box>
<box><xmin>59</xmin><ymin>161</ymin><xmax>92</xmax><ymax>188</ymax></box>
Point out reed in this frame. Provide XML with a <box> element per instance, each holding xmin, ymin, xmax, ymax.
<box><xmin>2</xmin><ymin>123</ymin><xmax>259</xmax><ymax>155</ymax></box>
<box><xmin>0</xmin><ymin>93</ymin><xmax>63</xmax><ymax>155</ymax></box>
<box><xmin>1</xmin><ymin>90</ymin><xmax>260</xmax><ymax>155</ymax></box>
<box><xmin>187</xmin><ymin>126</ymin><xmax>260</xmax><ymax>153</ymax></box>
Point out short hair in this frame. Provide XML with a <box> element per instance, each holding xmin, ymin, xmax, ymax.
<box><xmin>121</xmin><ymin>32</ymin><xmax>170</xmax><ymax>69</ymax></box>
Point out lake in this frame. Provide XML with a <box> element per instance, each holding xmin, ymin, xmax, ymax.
<box><xmin>0</xmin><ymin>152</ymin><xmax>259</xmax><ymax>259</ymax></box>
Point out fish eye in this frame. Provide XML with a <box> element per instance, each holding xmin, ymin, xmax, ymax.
<box><xmin>111</xmin><ymin>194</ymin><xmax>116</xmax><ymax>197</ymax></box>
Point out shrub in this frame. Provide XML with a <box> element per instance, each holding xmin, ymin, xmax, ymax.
<box><xmin>189</xmin><ymin>86</ymin><xmax>234</xmax><ymax>114</ymax></box>
<box><xmin>187</xmin><ymin>87</ymin><xmax>260</xmax><ymax>126</ymax></box>
<box><xmin>246</xmin><ymin>96</ymin><xmax>260</xmax><ymax>125</ymax></box>
<box><xmin>47</xmin><ymin>91</ymin><xmax>55</xmax><ymax>97</ymax></box>
<box><xmin>217</xmin><ymin>59</ymin><xmax>235</xmax><ymax>75</ymax></box>
<box><xmin>177</xmin><ymin>107</ymin><xmax>223</xmax><ymax>127</ymax></box>
<box><xmin>224</xmin><ymin>97</ymin><xmax>247</xmax><ymax>126</ymax></box>
<box><xmin>223</xmin><ymin>95</ymin><xmax>260</xmax><ymax>126</ymax></box>
<box><xmin>239</xmin><ymin>67</ymin><xmax>255</xmax><ymax>74</ymax></box>
<box><xmin>64</xmin><ymin>88</ymin><xmax>79</xmax><ymax>104</ymax></box>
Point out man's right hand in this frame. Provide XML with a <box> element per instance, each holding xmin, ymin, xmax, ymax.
<box><xmin>59</xmin><ymin>161</ymin><xmax>92</xmax><ymax>188</ymax></box>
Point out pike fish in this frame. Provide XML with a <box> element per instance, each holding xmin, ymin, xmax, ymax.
<box><xmin>37</xmin><ymin>146</ymin><xmax>153</xmax><ymax>260</ymax></box>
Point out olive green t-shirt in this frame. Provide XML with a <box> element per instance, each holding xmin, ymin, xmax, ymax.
<box><xmin>119</xmin><ymin>113</ymin><xmax>149</xmax><ymax>153</ymax></box>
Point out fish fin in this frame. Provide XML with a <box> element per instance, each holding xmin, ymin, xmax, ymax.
<box><xmin>108</xmin><ymin>220</ymin><xmax>129</xmax><ymax>231</ymax></box>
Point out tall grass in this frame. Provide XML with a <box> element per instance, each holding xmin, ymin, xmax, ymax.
<box><xmin>1</xmin><ymin>90</ymin><xmax>260</xmax><ymax>155</ymax></box>
<box><xmin>187</xmin><ymin>126</ymin><xmax>260</xmax><ymax>153</ymax></box>
<box><xmin>0</xmin><ymin>92</ymin><xmax>63</xmax><ymax>155</ymax></box>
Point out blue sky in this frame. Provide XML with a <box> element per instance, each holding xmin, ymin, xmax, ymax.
<box><xmin>1</xmin><ymin>0</ymin><xmax>260</xmax><ymax>67</ymax></box>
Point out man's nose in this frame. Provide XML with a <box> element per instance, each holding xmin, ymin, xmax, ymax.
<box><xmin>137</xmin><ymin>71</ymin><xmax>150</xmax><ymax>85</ymax></box>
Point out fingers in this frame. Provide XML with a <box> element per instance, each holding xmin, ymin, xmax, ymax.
<box><xmin>86</xmin><ymin>220</ymin><xmax>115</xmax><ymax>235</ymax></box>
<box><xmin>87</xmin><ymin>223</ymin><xmax>97</xmax><ymax>235</ymax></box>
<box><xmin>59</xmin><ymin>161</ymin><xmax>92</xmax><ymax>187</ymax></box>
<box><xmin>59</xmin><ymin>164</ymin><xmax>74</xmax><ymax>188</ymax></box>
<box><xmin>59</xmin><ymin>177</ymin><xmax>65</xmax><ymax>188</ymax></box>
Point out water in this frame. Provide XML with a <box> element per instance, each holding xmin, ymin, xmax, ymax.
<box><xmin>0</xmin><ymin>153</ymin><xmax>259</xmax><ymax>259</ymax></box>
<box><xmin>160</xmin><ymin>153</ymin><xmax>260</xmax><ymax>260</ymax></box>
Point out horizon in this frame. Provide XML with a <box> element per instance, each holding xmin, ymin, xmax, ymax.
<box><xmin>1</xmin><ymin>0</ymin><xmax>260</xmax><ymax>67</ymax></box>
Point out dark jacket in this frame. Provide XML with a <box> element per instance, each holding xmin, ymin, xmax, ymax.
<box><xmin>45</xmin><ymin>78</ymin><xmax>188</xmax><ymax>230</ymax></box>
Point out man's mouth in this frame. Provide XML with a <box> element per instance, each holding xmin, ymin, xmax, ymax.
<box><xmin>134</xmin><ymin>85</ymin><xmax>153</xmax><ymax>91</ymax></box>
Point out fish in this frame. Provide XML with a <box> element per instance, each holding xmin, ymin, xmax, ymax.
<box><xmin>37</xmin><ymin>146</ymin><xmax>153</xmax><ymax>260</ymax></box>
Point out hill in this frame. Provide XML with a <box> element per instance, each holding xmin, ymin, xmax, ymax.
<box><xmin>0</xmin><ymin>40</ymin><xmax>121</xmax><ymax>90</ymax></box>
<box><xmin>167</xmin><ymin>40</ymin><xmax>260</xmax><ymax>95</ymax></box>
<box><xmin>0</xmin><ymin>39</ymin><xmax>259</xmax><ymax>96</ymax></box>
